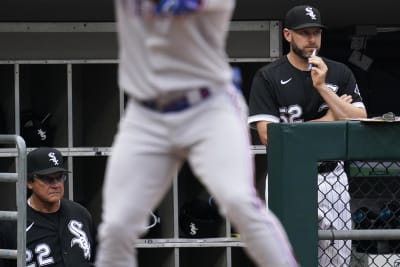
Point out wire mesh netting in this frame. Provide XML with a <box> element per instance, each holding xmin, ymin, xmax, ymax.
<box><xmin>317</xmin><ymin>160</ymin><xmax>400</xmax><ymax>267</ymax></box>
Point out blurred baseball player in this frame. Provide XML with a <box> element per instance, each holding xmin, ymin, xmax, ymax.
<box><xmin>95</xmin><ymin>0</ymin><xmax>298</xmax><ymax>266</ymax></box>
<box><xmin>248</xmin><ymin>5</ymin><xmax>367</xmax><ymax>267</ymax></box>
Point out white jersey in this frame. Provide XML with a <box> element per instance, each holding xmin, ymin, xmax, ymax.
<box><xmin>115</xmin><ymin>0</ymin><xmax>235</xmax><ymax>99</ymax></box>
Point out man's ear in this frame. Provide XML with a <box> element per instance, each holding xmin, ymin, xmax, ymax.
<box><xmin>27</xmin><ymin>180</ymin><xmax>34</xmax><ymax>190</ymax></box>
<box><xmin>283</xmin><ymin>28</ymin><xmax>291</xmax><ymax>42</ymax></box>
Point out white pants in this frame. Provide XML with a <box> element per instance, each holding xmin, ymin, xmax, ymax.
<box><xmin>317</xmin><ymin>163</ymin><xmax>351</xmax><ymax>267</ymax></box>
<box><xmin>96</xmin><ymin>88</ymin><xmax>298</xmax><ymax>267</ymax></box>
<box><xmin>265</xmin><ymin>163</ymin><xmax>351</xmax><ymax>267</ymax></box>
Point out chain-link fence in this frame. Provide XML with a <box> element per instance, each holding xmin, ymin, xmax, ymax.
<box><xmin>317</xmin><ymin>160</ymin><xmax>400</xmax><ymax>267</ymax></box>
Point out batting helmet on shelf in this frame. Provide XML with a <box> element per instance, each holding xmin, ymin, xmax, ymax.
<box><xmin>141</xmin><ymin>210</ymin><xmax>161</xmax><ymax>239</ymax></box>
<box><xmin>179</xmin><ymin>197</ymin><xmax>222</xmax><ymax>238</ymax></box>
<box><xmin>377</xmin><ymin>200</ymin><xmax>400</xmax><ymax>253</ymax></box>
<box><xmin>352</xmin><ymin>206</ymin><xmax>379</xmax><ymax>253</ymax></box>
<box><xmin>20</xmin><ymin>111</ymin><xmax>52</xmax><ymax>147</ymax></box>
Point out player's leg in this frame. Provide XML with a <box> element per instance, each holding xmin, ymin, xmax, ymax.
<box><xmin>317</xmin><ymin>164</ymin><xmax>351</xmax><ymax>266</ymax></box>
<box><xmin>331</xmin><ymin>166</ymin><xmax>351</xmax><ymax>265</ymax></box>
<box><xmin>185</xmin><ymin>88</ymin><xmax>297</xmax><ymax>267</ymax></box>
<box><xmin>96</xmin><ymin>100</ymin><xmax>180</xmax><ymax>267</ymax></box>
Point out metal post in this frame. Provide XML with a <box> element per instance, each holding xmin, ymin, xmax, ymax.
<box><xmin>0</xmin><ymin>135</ymin><xmax>26</xmax><ymax>267</ymax></box>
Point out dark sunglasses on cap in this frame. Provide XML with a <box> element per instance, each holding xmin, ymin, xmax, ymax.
<box><xmin>34</xmin><ymin>173</ymin><xmax>67</xmax><ymax>185</ymax></box>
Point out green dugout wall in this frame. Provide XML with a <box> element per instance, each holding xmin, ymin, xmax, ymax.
<box><xmin>267</xmin><ymin>121</ymin><xmax>400</xmax><ymax>266</ymax></box>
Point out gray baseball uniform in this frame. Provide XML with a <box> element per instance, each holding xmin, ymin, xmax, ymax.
<box><xmin>95</xmin><ymin>1</ymin><xmax>298</xmax><ymax>267</ymax></box>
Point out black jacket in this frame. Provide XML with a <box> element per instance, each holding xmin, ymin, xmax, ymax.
<box><xmin>0</xmin><ymin>198</ymin><xmax>94</xmax><ymax>267</ymax></box>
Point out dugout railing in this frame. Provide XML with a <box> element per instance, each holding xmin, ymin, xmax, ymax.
<box><xmin>0</xmin><ymin>135</ymin><xmax>27</xmax><ymax>267</ymax></box>
<box><xmin>267</xmin><ymin>121</ymin><xmax>400</xmax><ymax>267</ymax></box>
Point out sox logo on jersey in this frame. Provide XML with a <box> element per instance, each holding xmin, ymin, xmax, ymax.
<box><xmin>69</xmin><ymin>220</ymin><xmax>91</xmax><ymax>260</ymax></box>
<box><xmin>326</xmin><ymin>83</ymin><xmax>339</xmax><ymax>93</ymax></box>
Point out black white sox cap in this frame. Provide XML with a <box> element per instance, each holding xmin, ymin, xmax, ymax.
<box><xmin>285</xmin><ymin>5</ymin><xmax>326</xmax><ymax>30</ymax></box>
<box><xmin>28</xmin><ymin>147</ymin><xmax>69</xmax><ymax>175</ymax></box>
<box><xmin>179</xmin><ymin>198</ymin><xmax>222</xmax><ymax>238</ymax></box>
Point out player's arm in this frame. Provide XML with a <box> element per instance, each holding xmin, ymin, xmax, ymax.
<box><xmin>255</xmin><ymin>121</ymin><xmax>273</xmax><ymax>145</ymax></box>
<box><xmin>311</xmin><ymin>109</ymin><xmax>335</xmax><ymax>122</ymax></box>
<box><xmin>309</xmin><ymin>57</ymin><xmax>367</xmax><ymax>120</ymax></box>
<box><xmin>311</xmin><ymin>94</ymin><xmax>354</xmax><ymax>122</ymax></box>
<box><xmin>315</xmin><ymin>85</ymin><xmax>366</xmax><ymax>120</ymax></box>
<box><xmin>248</xmin><ymin>70</ymin><xmax>279</xmax><ymax>145</ymax></box>
<box><xmin>153</xmin><ymin>0</ymin><xmax>233</xmax><ymax>15</ymax></box>
<box><xmin>202</xmin><ymin>0</ymin><xmax>234</xmax><ymax>11</ymax></box>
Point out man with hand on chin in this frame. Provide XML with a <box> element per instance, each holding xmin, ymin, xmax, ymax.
<box><xmin>248</xmin><ymin>5</ymin><xmax>367</xmax><ymax>267</ymax></box>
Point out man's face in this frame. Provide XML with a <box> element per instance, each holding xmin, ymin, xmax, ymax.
<box><xmin>28</xmin><ymin>172</ymin><xmax>66</xmax><ymax>204</ymax></box>
<box><xmin>285</xmin><ymin>27</ymin><xmax>322</xmax><ymax>60</ymax></box>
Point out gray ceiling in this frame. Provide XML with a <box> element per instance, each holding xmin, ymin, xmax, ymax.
<box><xmin>236</xmin><ymin>1</ymin><xmax>400</xmax><ymax>29</ymax></box>
<box><xmin>0</xmin><ymin>0</ymin><xmax>399</xmax><ymax>29</ymax></box>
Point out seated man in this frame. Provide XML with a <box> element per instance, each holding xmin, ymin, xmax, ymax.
<box><xmin>0</xmin><ymin>147</ymin><xmax>95</xmax><ymax>267</ymax></box>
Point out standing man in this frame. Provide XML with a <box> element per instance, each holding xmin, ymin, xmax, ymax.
<box><xmin>0</xmin><ymin>147</ymin><xmax>94</xmax><ymax>267</ymax></box>
<box><xmin>248</xmin><ymin>5</ymin><xmax>367</xmax><ymax>267</ymax></box>
<box><xmin>96</xmin><ymin>0</ymin><xmax>298</xmax><ymax>267</ymax></box>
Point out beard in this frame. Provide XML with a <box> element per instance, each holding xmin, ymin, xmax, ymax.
<box><xmin>292</xmin><ymin>41</ymin><xmax>314</xmax><ymax>61</ymax></box>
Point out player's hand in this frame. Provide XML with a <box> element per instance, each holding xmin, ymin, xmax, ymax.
<box><xmin>153</xmin><ymin>0</ymin><xmax>202</xmax><ymax>15</ymax></box>
<box><xmin>340</xmin><ymin>94</ymin><xmax>353</xmax><ymax>104</ymax></box>
<box><xmin>309</xmin><ymin>55</ymin><xmax>328</xmax><ymax>89</ymax></box>
<box><xmin>232</xmin><ymin>66</ymin><xmax>242</xmax><ymax>91</ymax></box>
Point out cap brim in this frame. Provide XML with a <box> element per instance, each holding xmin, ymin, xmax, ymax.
<box><xmin>290</xmin><ymin>23</ymin><xmax>327</xmax><ymax>30</ymax></box>
<box><xmin>34</xmin><ymin>167</ymin><xmax>70</xmax><ymax>175</ymax></box>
